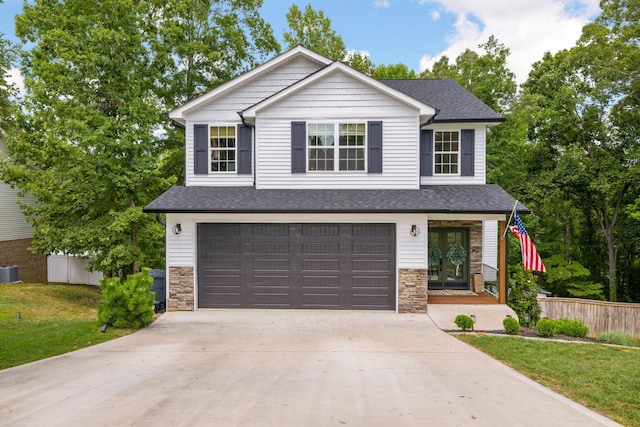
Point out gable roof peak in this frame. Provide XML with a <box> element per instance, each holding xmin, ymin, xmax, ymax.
<box><xmin>168</xmin><ymin>46</ymin><xmax>333</xmax><ymax>124</ymax></box>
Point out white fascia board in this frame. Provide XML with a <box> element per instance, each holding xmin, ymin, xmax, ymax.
<box><xmin>242</xmin><ymin>62</ymin><xmax>437</xmax><ymax>119</ymax></box>
<box><xmin>167</xmin><ymin>46</ymin><xmax>332</xmax><ymax>124</ymax></box>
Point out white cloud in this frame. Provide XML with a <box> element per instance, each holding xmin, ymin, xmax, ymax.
<box><xmin>431</xmin><ymin>10</ymin><xmax>441</xmax><ymax>21</ymax></box>
<box><xmin>7</xmin><ymin>68</ymin><xmax>24</xmax><ymax>95</ymax></box>
<box><xmin>418</xmin><ymin>0</ymin><xmax>601</xmax><ymax>83</ymax></box>
<box><xmin>346</xmin><ymin>49</ymin><xmax>371</xmax><ymax>58</ymax></box>
<box><xmin>374</xmin><ymin>0</ymin><xmax>390</xmax><ymax>8</ymax></box>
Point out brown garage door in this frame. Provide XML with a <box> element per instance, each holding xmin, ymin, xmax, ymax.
<box><xmin>197</xmin><ymin>223</ymin><xmax>395</xmax><ymax>310</ymax></box>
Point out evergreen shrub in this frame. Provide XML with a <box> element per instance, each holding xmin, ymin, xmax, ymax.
<box><xmin>454</xmin><ymin>314</ymin><xmax>474</xmax><ymax>331</ymax></box>
<box><xmin>503</xmin><ymin>317</ymin><xmax>520</xmax><ymax>335</ymax></box>
<box><xmin>536</xmin><ymin>318</ymin><xmax>556</xmax><ymax>337</ymax></box>
<box><xmin>98</xmin><ymin>269</ymin><xmax>155</xmax><ymax>329</ymax></box>
<box><xmin>554</xmin><ymin>318</ymin><xmax>589</xmax><ymax>337</ymax></box>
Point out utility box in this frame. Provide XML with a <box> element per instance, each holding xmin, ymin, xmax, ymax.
<box><xmin>149</xmin><ymin>269</ymin><xmax>166</xmax><ymax>313</ymax></box>
<box><xmin>0</xmin><ymin>265</ymin><xmax>19</xmax><ymax>283</ymax></box>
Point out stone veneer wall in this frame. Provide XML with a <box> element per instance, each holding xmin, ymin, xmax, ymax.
<box><xmin>168</xmin><ymin>266</ymin><xmax>194</xmax><ymax>311</ymax></box>
<box><xmin>428</xmin><ymin>220</ymin><xmax>483</xmax><ymax>277</ymax></box>
<box><xmin>398</xmin><ymin>268</ymin><xmax>427</xmax><ymax>313</ymax></box>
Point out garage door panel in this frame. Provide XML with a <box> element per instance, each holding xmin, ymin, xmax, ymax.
<box><xmin>253</xmin><ymin>258</ymin><xmax>290</xmax><ymax>271</ymax></box>
<box><xmin>302</xmin><ymin>242</ymin><xmax>339</xmax><ymax>254</ymax></box>
<box><xmin>252</xmin><ymin>242</ymin><xmax>290</xmax><ymax>254</ymax></box>
<box><xmin>252</xmin><ymin>224</ymin><xmax>290</xmax><ymax>236</ymax></box>
<box><xmin>352</xmin><ymin>242</ymin><xmax>391</xmax><ymax>255</ymax></box>
<box><xmin>302</xmin><ymin>275</ymin><xmax>340</xmax><ymax>287</ymax></box>
<box><xmin>352</xmin><ymin>259</ymin><xmax>392</xmax><ymax>272</ymax></box>
<box><xmin>302</xmin><ymin>258</ymin><xmax>340</xmax><ymax>271</ymax></box>
<box><xmin>302</xmin><ymin>224</ymin><xmax>340</xmax><ymax>236</ymax></box>
<box><xmin>198</xmin><ymin>223</ymin><xmax>395</xmax><ymax>309</ymax></box>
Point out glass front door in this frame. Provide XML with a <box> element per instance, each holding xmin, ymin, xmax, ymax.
<box><xmin>428</xmin><ymin>228</ymin><xmax>469</xmax><ymax>290</ymax></box>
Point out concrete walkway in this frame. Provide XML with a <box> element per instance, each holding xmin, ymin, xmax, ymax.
<box><xmin>0</xmin><ymin>310</ymin><xmax>618</xmax><ymax>427</ymax></box>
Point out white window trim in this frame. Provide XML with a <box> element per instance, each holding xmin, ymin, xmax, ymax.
<box><xmin>433</xmin><ymin>130</ymin><xmax>461</xmax><ymax>176</ymax></box>
<box><xmin>209</xmin><ymin>123</ymin><xmax>237</xmax><ymax>174</ymax></box>
<box><xmin>306</xmin><ymin>121</ymin><xmax>368</xmax><ymax>173</ymax></box>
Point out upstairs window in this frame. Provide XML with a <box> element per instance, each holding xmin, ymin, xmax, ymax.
<box><xmin>308</xmin><ymin>123</ymin><xmax>335</xmax><ymax>171</ymax></box>
<box><xmin>210</xmin><ymin>126</ymin><xmax>236</xmax><ymax>172</ymax></box>
<box><xmin>308</xmin><ymin>122</ymin><xmax>366</xmax><ymax>172</ymax></box>
<box><xmin>434</xmin><ymin>131</ymin><xmax>459</xmax><ymax>175</ymax></box>
<box><xmin>338</xmin><ymin>123</ymin><xmax>365</xmax><ymax>171</ymax></box>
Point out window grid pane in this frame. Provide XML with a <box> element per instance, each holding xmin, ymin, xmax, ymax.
<box><xmin>338</xmin><ymin>123</ymin><xmax>365</xmax><ymax>171</ymax></box>
<box><xmin>434</xmin><ymin>131</ymin><xmax>460</xmax><ymax>175</ymax></box>
<box><xmin>210</xmin><ymin>126</ymin><xmax>236</xmax><ymax>173</ymax></box>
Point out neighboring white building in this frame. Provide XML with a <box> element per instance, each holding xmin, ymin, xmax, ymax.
<box><xmin>145</xmin><ymin>47</ymin><xmax>525</xmax><ymax>312</ymax></box>
<box><xmin>0</xmin><ymin>137</ymin><xmax>47</xmax><ymax>282</ymax></box>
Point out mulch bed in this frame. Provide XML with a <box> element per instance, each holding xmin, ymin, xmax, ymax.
<box><xmin>449</xmin><ymin>327</ymin><xmax>598</xmax><ymax>343</ymax></box>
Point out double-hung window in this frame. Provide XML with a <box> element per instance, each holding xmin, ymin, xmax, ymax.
<box><xmin>308</xmin><ymin>122</ymin><xmax>366</xmax><ymax>171</ymax></box>
<box><xmin>210</xmin><ymin>126</ymin><xmax>236</xmax><ymax>172</ymax></box>
<box><xmin>434</xmin><ymin>130</ymin><xmax>459</xmax><ymax>175</ymax></box>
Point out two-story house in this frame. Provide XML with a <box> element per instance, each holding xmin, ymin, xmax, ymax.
<box><xmin>0</xmin><ymin>137</ymin><xmax>47</xmax><ymax>283</ymax></box>
<box><xmin>144</xmin><ymin>46</ymin><xmax>526</xmax><ymax>315</ymax></box>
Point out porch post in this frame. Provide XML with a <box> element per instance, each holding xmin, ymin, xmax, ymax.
<box><xmin>498</xmin><ymin>220</ymin><xmax>507</xmax><ymax>304</ymax></box>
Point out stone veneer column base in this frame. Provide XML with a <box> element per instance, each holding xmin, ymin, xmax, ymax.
<box><xmin>168</xmin><ymin>266</ymin><xmax>195</xmax><ymax>311</ymax></box>
<box><xmin>398</xmin><ymin>268</ymin><xmax>427</xmax><ymax>313</ymax></box>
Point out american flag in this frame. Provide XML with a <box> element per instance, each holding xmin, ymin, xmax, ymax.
<box><xmin>510</xmin><ymin>212</ymin><xmax>546</xmax><ymax>273</ymax></box>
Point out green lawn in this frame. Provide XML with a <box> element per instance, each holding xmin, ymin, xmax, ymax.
<box><xmin>459</xmin><ymin>334</ymin><xmax>640</xmax><ymax>427</ymax></box>
<box><xmin>0</xmin><ymin>283</ymin><xmax>132</xmax><ymax>370</ymax></box>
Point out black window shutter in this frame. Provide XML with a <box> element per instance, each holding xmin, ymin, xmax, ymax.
<box><xmin>237</xmin><ymin>124</ymin><xmax>252</xmax><ymax>175</ymax></box>
<box><xmin>461</xmin><ymin>129</ymin><xmax>475</xmax><ymax>176</ymax></box>
<box><xmin>420</xmin><ymin>129</ymin><xmax>433</xmax><ymax>176</ymax></box>
<box><xmin>367</xmin><ymin>121</ymin><xmax>383</xmax><ymax>173</ymax></box>
<box><xmin>194</xmin><ymin>124</ymin><xmax>208</xmax><ymax>175</ymax></box>
<box><xmin>291</xmin><ymin>121</ymin><xmax>306</xmax><ymax>173</ymax></box>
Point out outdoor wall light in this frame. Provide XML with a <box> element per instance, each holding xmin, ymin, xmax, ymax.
<box><xmin>410</xmin><ymin>224</ymin><xmax>420</xmax><ymax>237</ymax></box>
<box><xmin>172</xmin><ymin>223</ymin><xmax>182</xmax><ymax>235</ymax></box>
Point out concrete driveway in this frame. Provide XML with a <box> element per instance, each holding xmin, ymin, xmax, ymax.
<box><xmin>0</xmin><ymin>310</ymin><xmax>618</xmax><ymax>426</ymax></box>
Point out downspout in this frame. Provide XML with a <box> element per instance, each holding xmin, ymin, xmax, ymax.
<box><xmin>155</xmin><ymin>213</ymin><xmax>166</xmax><ymax>226</ymax></box>
<box><xmin>238</xmin><ymin>111</ymin><xmax>256</xmax><ymax>187</ymax></box>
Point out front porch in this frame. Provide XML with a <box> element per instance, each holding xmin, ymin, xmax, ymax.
<box><xmin>427</xmin><ymin>289</ymin><xmax>500</xmax><ymax>305</ymax></box>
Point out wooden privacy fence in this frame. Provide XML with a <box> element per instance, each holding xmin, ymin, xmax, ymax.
<box><xmin>538</xmin><ymin>297</ymin><xmax>640</xmax><ymax>338</ymax></box>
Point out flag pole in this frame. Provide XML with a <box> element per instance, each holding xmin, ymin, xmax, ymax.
<box><xmin>502</xmin><ymin>200</ymin><xmax>518</xmax><ymax>240</ymax></box>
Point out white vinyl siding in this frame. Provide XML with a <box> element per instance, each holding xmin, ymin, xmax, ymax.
<box><xmin>482</xmin><ymin>220</ymin><xmax>498</xmax><ymax>279</ymax></box>
<box><xmin>0</xmin><ymin>140</ymin><xmax>35</xmax><ymax>241</ymax></box>
<box><xmin>254</xmin><ymin>72</ymin><xmax>420</xmax><ymax>189</ymax></box>
<box><xmin>184</xmin><ymin>56</ymin><xmax>324</xmax><ymax>123</ymax></box>
<box><xmin>184</xmin><ymin>56</ymin><xmax>324</xmax><ymax>186</ymax></box>
<box><xmin>421</xmin><ymin>123</ymin><xmax>487</xmax><ymax>185</ymax></box>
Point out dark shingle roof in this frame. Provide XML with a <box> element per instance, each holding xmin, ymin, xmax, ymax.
<box><xmin>379</xmin><ymin>79</ymin><xmax>504</xmax><ymax>123</ymax></box>
<box><xmin>144</xmin><ymin>185</ymin><xmax>528</xmax><ymax>214</ymax></box>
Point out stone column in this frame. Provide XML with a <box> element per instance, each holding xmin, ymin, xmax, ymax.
<box><xmin>398</xmin><ymin>268</ymin><xmax>427</xmax><ymax>313</ymax></box>
<box><xmin>168</xmin><ymin>266</ymin><xmax>195</xmax><ymax>311</ymax></box>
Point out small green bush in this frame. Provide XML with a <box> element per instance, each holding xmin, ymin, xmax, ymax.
<box><xmin>536</xmin><ymin>318</ymin><xmax>556</xmax><ymax>337</ymax></box>
<box><xmin>454</xmin><ymin>314</ymin><xmax>474</xmax><ymax>331</ymax></box>
<box><xmin>503</xmin><ymin>317</ymin><xmax>520</xmax><ymax>335</ymax></box>
<box><xmin>98</xmin><ymin>269</ymin><xmax>155</xmax><ymax>329</ymax></box>
<box><xmin>554</xmin><ymin>318</ymin><xmax>589</xmax><ymax>338</ymax></box>
<box><xmin>597</xmin><ymin>331</ymin><xmax>640</xmax><ymax>347</ymax></box>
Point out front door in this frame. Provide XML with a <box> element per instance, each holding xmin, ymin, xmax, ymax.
<box><xmin>428</xmin><ymin>228</ymin><xmax>469</xmax><ymax>290</ymax></box>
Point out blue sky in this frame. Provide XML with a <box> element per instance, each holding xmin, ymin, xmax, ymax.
<box><xmin>1</xmin><ymin>0</ymin><xmax>601</xmax><ymax>88</ymax></box>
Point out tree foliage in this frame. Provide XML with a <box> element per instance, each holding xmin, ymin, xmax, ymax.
<box><xmin>0</xmin><ymin>0</ymin><xmax>279</xmax><ymax>277</ymax></box>
<box><xmin>283</xmin><ymin>3</ymin><xmax>346</xmax><ymax>60</ymax></box>
<box><xmin>516</xmin><ymin>0</ymin><xmax>640</xmax><ymax>301</ymax></box>
<box><xmin>420</xmin><ymin>36</ymin><xmax>516</xmax><ymax>113</ymax></box>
